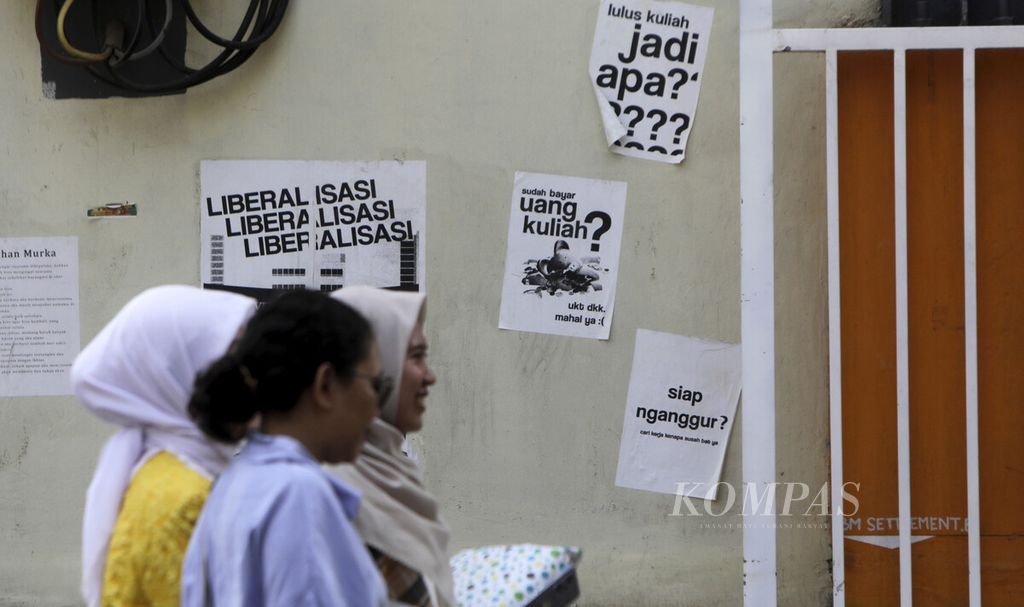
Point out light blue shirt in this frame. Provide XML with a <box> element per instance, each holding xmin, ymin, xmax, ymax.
<box><xmin>181</xmin><ymin>433</ymin><xmax>387</xmax><ymax>607</ymax></box>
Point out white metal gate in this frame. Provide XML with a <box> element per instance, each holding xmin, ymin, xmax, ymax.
<box><xmin>739</xmin><ymin>2</ymin><xmax>1024</xmax><ymax>604</ymax></box>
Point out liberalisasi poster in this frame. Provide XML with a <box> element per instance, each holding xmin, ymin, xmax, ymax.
<box><xmin>200</xmin><ymin>160</ymin><xmax>426</xmax><ymax>301</ymax></box>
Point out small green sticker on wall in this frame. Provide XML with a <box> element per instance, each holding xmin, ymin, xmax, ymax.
<box><xmin>87</xmin><ymin>202</ymin><xmax>137</xmax><ymax>218</ymax></box>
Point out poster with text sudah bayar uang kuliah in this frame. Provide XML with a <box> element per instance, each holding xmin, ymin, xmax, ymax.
<box><xmin>615</xmin><ymin>330</ymin><xmax>741</xmax><ymax>500</ymax></box>
<box><xmin>590</xmin><ymin>0</ymin><xmax>713</xmax><ymax>163</ymax></box>
<box><xmin>499</xmin><ymin>172</ymin><xmax>626</xmax><ymax>340</ymax></box>
<box><xmin>201</xmin><ymin>160</ymin><xmax>425</xmax><ymax>301</ymax></box>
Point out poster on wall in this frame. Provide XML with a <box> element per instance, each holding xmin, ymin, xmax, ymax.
<box><xmin>200</xmin><ymin>160</ymin><xmax>426</xmax><ymax>301</ymax></box>
<box><xmin>615</xmin><ymin>329</ymin><xmax>741</xmax><ymax>500</ymax></box>
<box><xmin>0</xmin><ymin>237</ymin><xmax>80</xmax><ymax>397</ymax></box>
<box><xmin>498</xmin><ymin>171</ymin><xmax>626</xmax><ymax>340</ymax></box>
<box><xmin>589</xmin><ymin>0</ymin><xmax>714</xmax><ymax>163</ymax></box>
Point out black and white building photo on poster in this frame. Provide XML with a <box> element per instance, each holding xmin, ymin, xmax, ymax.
<box><xmin>589</xmin><ymin>0</ymin><xmax>714</xmax><ymax>164</ymax></box>
<box><xmin>499</xmin><ymin>171</ymin><xmax>626</xmax><ymax>340</ymax></box>
<box><xmin>200</xmin><ymin>160</ymin><xmax>426</xmax><ymax>302</ymax></box>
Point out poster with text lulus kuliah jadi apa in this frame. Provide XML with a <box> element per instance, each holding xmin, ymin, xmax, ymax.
<box><xmin>499</xmin><ymin>172</ymin><xmax>626</xmax><ymax>340</ymax></box>
<box><xmin>200</xmin><ymin>160</ymin><xmax>426</xmax><ymax>301</ymax></box>
<box><xmin>615</xmin><ymin>330</ymin><xmax>741</xmax><ymax>500</ymax></box>
<box><xmin>590</xmin><ymin>0</ymin><xmax>714</xmax><ymax>163</ymax></box>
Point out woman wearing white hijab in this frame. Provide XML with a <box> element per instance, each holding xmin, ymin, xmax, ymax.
<box><xmin>331</xmin><ymin>286</ymin><xmax>455</xmax><ymax>607</ymax></box>
<box><xmin>71</xmin><ymin>285</ymin><xmax>256</xmax><ymax>607</ymax></box>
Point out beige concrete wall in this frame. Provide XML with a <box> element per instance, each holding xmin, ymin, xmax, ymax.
<box><xmin>773</xmin><ymin>51</ymin><xmax>832</xmax><ymax>606</ymax></box>
<box><xmin>0</xmin><ymin>1</ymin><xmax>874</xmax><ymax>604</ymax></box>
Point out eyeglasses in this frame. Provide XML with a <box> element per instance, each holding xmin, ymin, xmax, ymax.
<box><xmin>354</xmin><ymin>372</ymin><xmax>394</xmax><ymax>408</ymax></box>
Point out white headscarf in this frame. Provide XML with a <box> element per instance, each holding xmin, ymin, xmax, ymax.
<box><xmin>330</xmin><ymin>286</ymin><xmax>455</xmax><ymax>607</ymax></box>
<box><xmin>71</xmin><ymin>285</ymin><xmax>256</xmax><ymax>607</ymax></box>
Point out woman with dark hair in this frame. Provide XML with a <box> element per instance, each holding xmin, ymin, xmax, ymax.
<box><xmin>181</xmin><ymin>289</ymin><xmax>387</xmax><ymax>607</ymax></box>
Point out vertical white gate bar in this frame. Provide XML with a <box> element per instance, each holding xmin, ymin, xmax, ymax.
<box><xmin>893</xmin><ymin>49</ymin><xmax>914</xmax><ymax>607</ymax></box>
<box><xmin>962</xmin><ymin>46</ymin><xmax>982</xmax><ymax>607</ymax></box>
<box><xmin>739</xmin><ymin>0</ymin><xmax>778</xmax><ymax>604</ymax></box>
<box><xmin>825</xmin><ymin>48</ymin><xmax>846</xmax><ymax>607</ymax></box>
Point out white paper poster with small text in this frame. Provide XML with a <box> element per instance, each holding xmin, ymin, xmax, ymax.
<box><xmin>615</xmin><ymin>329</ymin><xmax>741</xmax><ymax>500</ymax></box>
<box><xmin>499</xmin><ymin>172</ymin><xmax>626</xmax><ymax>340</ymax></box>
<box><xmin>201</xmin><ymin>160</ymin><xmax>426</xmax><ymax>301</ymax></box>
<box><xmin>0</xmin><ymin>237</ymin><xmax>80</xmax><ymax>397</ymax></box>
<box><xmin>589</xmin><ymin>0</ymin><xmax>713</xmax><ymax>163</ymax></box>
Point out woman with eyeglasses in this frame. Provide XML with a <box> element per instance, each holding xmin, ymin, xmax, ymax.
<box><xmin>181</xmin><ymin>289</ymin><xmax>387</xmax><ymax>607</ymax></box>
<box><xmin>330</xmin><ymin>286</ymin><xmax>455</xmax><ymax>607</ymax></box>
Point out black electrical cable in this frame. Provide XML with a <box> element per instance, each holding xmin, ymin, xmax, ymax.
<box><xmin>130</xmin><ymin>0</ymin><xmax>286</xmax><ymax>93</ymax></box>
<box><xmin>123</xmin><ymin>0</ymin><xmax>146</xmax><ymax>57</ymax></box>
<box><xmin>179</xmin><ymin>0</ymin><xmax>283</xmax><ymax>51</ymax></box>
<box><xmin>97</xmin><ymin>0</ymin><xmax>265</xmax><ymax>90</ymax></box>
<box><xmin>56</xmin><ymin>0</ymin><xmax>112</xmax><ymax>61</ymax></box>
<box><xmin>109</xmin><ymin>0</ymin><xmax>145</xmax><ymax>65</ymax></box>
<box><xmin>41</xmin><ymin>0</ymin><xmax>289</xmax><ymax>94</ymax></box>
<box><xmin>126</xmin><ymin>0</ymin><xmax>171</xmax><ymax>61</ymax></box>
<box><xmin>35</xmin><ymin>0</ymin><xmax>86</xmax><ymax>65</ymax></box>
<box><xmin>144</xmin><ymin>0</ymin><xmax>195</xmax><ymax>76</ymax></box>
<box><xmin>87</xmin><ymin>0</ymin><xmax>289</xmax><ymax>94</ymax></box>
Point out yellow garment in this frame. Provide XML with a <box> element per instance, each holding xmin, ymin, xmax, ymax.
<box><xmin>101</xmin><ymin>451</ymin><xmax>211</xmax><ymax>607</ymax></box>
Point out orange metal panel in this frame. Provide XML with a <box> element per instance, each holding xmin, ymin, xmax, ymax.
<box><xmin>838</xmin><ymin>50</ymin><xmax>899</xmax><ymax>607</ymax></box>
<box><xmin>976</xmin><ymin>48</ymin><xmax>1024</xmax><ymax>606</ymax></box>
<box><xmin>838</xmin><ymin>46</ymin><xmax>1024</xmax><ymax>606</ymax></box>
<box><xmin>906</xmin><ymin>49</ymin><xmax>968</xmax><ymax>606</ymax></box>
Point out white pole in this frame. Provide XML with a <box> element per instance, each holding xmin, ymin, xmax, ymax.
<box><xmin>740</xmin><ymin>0</ymin><xmax>778</xmax><ymax>604</ymax></box>
<box><xmin>825</xmin><ymin>48</ymin><xmax>846</xmax><ymax>607</ymax></box>
<box><xmin>893</xmin><ymin>48</ymin><xmax>914</xmax><ymax>607</ymax></box>
<box><xmin>962</xmin><ymin>46</ymin><xmax>982</xmax><ymax>607</ymax></box>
